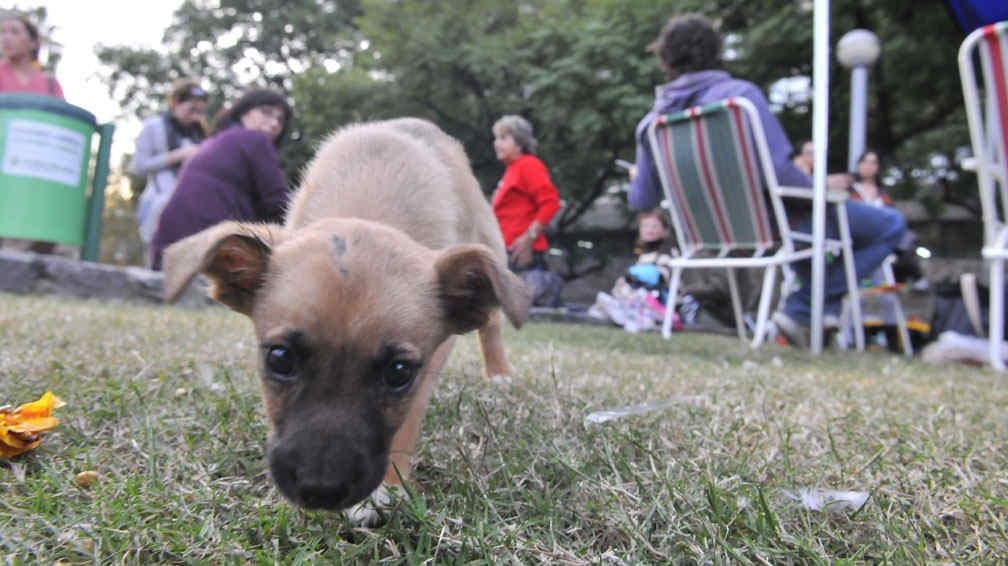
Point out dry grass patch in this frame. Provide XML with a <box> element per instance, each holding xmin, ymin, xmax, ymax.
<box><xmin>1</xmin><ymin>293</ymin><xmax>1005</xmax><ymax>563</ymax></box>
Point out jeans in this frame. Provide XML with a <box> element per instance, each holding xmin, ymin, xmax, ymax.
<box><xmin>783</xmin><ymin>200</ymin><xmax>907</xmax><ymax>324</ymax></box>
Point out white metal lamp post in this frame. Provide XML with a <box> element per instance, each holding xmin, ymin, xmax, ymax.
<box><xmin>837</xmin><ymin>29</ymin><xmax>880</xmax><ymax>173</ymax></box>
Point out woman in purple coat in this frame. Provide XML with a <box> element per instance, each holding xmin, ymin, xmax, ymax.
<box><xmin>149</xmin><ymin>88</ymin><xmax>292</xmax><ymax>270</ymax></box>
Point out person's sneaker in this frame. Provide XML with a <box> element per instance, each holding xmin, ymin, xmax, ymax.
<box><xmin>772</xmin><ymin>312</ymin><xmax>810</xmax><ymax>349</ymax></box>
<box><xmin>823</xmin><ymin>313</ymin><xmax>840</xmax><ymax>329</ymax></box>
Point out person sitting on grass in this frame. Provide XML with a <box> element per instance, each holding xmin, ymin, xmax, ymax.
<box><xmin>589</xmin><ymin>209</ymin><xmax>676</xmax><ymax>332</ymax></box>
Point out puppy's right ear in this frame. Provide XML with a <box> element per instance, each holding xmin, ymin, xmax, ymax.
<box><xmin>434</xmin><ymin>244</ymin><xmax>532</xmax><ymax>333</ymax></box>
<box><xmin>162</xmin><ymin>221</ymin><xmax>284</xmax><ymax>315</ymax></box>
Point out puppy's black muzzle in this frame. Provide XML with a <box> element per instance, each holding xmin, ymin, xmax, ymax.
<box><xmin>267</xmin><ymin>421</ymin><xmax>387</xmax><ymax>510</ymax></box>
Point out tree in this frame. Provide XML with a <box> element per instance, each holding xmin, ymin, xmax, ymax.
<box><xmin>352</xmin><ymin>0</ymin><xmax>694</xmax><ymax>227</ymax></box>
<box><xmin>718</xmin><ymin>1</ymin><xmax>975</xmax><ymax>211</ymax></box>
<box><xmin>96</xmin><ymin>0</ymin><xmax>362</xmax><ymax>181</ymax></box>
<box><xmin>97</xmin><ymin>0</ymin><xmax>982</xmax><ymax>232</ymax></box>
<box><xmin>97</xmin><ymin>0</ymin><xmax>362</xmax><ymax>117</ymax></box>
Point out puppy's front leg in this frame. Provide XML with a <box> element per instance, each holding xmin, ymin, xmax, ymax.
<box><xmin>345</xmin><ymin>338</ymin><xmax>455</xmax><ymax>526</ymax></box>
<box><xmin>477</xmin><ymin>309</ymin><xmax>512</xmax><ymax>379</ymax></box>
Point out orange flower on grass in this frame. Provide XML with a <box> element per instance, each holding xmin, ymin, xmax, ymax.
<box><xmin>0</xmin><ymin>391</ymin><xmax>65</xmax><ymax>459</ymax></box>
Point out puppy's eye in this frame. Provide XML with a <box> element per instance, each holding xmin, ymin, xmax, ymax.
<box><xmin>382</xmin><ymin>360</ymin><xmax>417</xmax><ymax>392</ymax></box>
<box><xmin>266</xmin><ymin>345</ymin><xmax>296</xmax><ymax>378</ymax></box>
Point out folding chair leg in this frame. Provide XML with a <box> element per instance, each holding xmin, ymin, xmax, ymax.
<box><xmin>835</xmin><ymin>205</ymin><xmax>866</xmax><ymax>351</ymax></box>
<box><xmin>882</xmin><ymin>257</ymin><xmax>913</xmax><ymax>358</ymax></box>
<box><xmin>662</xmin><ymin>266</ymin><xmax>684</xmax><ymax>340</ymax></box>
<box><xmin>726</xmin><ymin>267</ymin><xmax>746</xmax><ymax>341</ymax></box>
<box><xmin>781</xmin><ymin>264</ymin><xmax>796</xmax><ymax>299</ymax></box>
<box><xmin>751</xmin><ymin>265</ymin><xmax>778</xmax><ymax>348</ymax></box>
<box><xmin>837</xmin><ymin>295</ymin><xmax>852</xmax><ymax>350</ymax></box>
<box><xmin>990</xmin><ymin>258</ymin><xmax>1005</xmax><ymax>370</ymax></box>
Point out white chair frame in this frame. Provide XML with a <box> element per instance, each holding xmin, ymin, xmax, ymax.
<box><xmin>647</xmin><ymin>98</ymin><xmax>866</xmax><ymax>350</ymax></box>
<box><xmin>958</xmin><ymin>22</ymin><xmax>1008</xmax><ymax>370</ymax></box>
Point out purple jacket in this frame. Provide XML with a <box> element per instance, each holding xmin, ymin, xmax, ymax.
<box><xmin>150</xmin><ymin>126</ymin><xmax>289</xmax><ymax>269</ymax></box>
<box><xmin>629</xmin><ymin>70</ymin><xmax>812</xmax><ymax>211</ymax></box>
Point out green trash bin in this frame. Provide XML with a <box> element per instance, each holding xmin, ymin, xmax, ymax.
<box><xmin>0</xmin><ymin>94</ymin><xmax>114</xmax><ymax>261</ymax></box>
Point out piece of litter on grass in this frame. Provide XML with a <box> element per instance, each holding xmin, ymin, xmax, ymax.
<box><xmin>74</xmin><ymin>470</ymin><xmax>99</xmax><ymax>488</ymax></box>
<box><xmin>584</xmin><ymin>395</ymin><xmax>707</xmax><ymax>424</ymax></box>
<box><xmin>741</xmin><ymin>360</ymin><xmax>759</xmax><ymax>371</ymax></box>
<box><xmin>772</xmin><ymin>356</ymin><xmax>784</xmax><ymax>368</ymax></box>
<box><xmin>489</xmin><ymin>374</ymin><xmax>512</xmax><ymax>387</ymax></box>
<box><xmin>781</xmin><ymin>488</ymin><xmax>869</xmax><ymax>512</ymax></box>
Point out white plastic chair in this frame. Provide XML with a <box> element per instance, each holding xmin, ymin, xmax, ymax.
<box><xmin>958</xmin><ymin>20</ymin><xmax>1008</xmax><ymax>370</ymax></box>
<box><xmin>646</xmin><ymin>97</ymin><xmax>866</xmax><ymax>349</ymax></box>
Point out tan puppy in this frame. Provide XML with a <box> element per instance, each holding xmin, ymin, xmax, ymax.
<box><xmin>163</xmin><ymin>118</ymin><xmax>530</xmax><ymax>519</ymax></box>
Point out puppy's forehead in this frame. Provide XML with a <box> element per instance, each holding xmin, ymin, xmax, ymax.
<box><xmin>253</xmin><ymin>222</ymin><xmax>439</xmax><ymax>345</ymax></box>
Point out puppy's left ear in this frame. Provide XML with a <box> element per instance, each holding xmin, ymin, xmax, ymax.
<box><xmin>435</xmin><ymin>244</ymin><xmax>532</xmax><ymax>333</ymax></box>
<box><xmin>162</xmin><ymin>221</ymin><xmax>284</xmax><ymax>315</ymax></box>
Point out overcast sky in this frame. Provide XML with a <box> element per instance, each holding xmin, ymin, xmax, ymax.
<box><xmin>42</xmin><ymin>0</ymin><xmax>182</xmax><ymax>162</ymax></box>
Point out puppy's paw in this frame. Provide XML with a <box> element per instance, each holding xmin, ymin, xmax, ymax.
<box><xmin>488</xmin><ymin>374</ymin><xmax>512</xmax><ymax>386</ymax></box>
<box><xmin>343</xmin><ymin>483</ymin><xmax>404</xmax><ymax>527</ymax></box>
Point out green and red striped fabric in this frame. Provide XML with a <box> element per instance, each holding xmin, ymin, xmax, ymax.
<box><xmin>649</xmin><ymin>98</ymin><xmax>773</xmax><ymax>254</ymax></box>
<box><xmin>978</xmin><ymin>22</ymin><xmax>1008</xmax><ymax>183</ymax></box>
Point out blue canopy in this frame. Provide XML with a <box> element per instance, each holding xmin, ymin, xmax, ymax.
<box><xmin>946</xmin><ymin>0</ymin><xmax>1008</xmax><ymax>34</ymax></box>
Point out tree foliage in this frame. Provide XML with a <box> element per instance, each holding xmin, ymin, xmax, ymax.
<box><xmin>719</xmin><ymin>1</ymin><xmax>972</xmax><ymax>209</ymax></box>
<box><xmin>96</xmin><ymin>0</ymin><xmax>361</xmax><ymax>118</ymax></box>
<box><xmin>96</xmin><ymin>0</ymin><xmax>980</xmax><ymax>227</ymax></box>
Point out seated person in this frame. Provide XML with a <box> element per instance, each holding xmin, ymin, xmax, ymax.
<box><xmin>149</xmin><ymin>89</ymin><xmax>292</xmax><ymax>270</ymax></box>
<box><xmin>848</xmin><ymin>150</ymin><xmax>890</xmax><ymax>206</ymax></box>
<box><xmin>589</xmin><ymin>209</ymin><xmax>675</xmax><ymax>332</ymax></box>
<box><xmin>792</xmin><ymin>140</ymin><xmax>815</xmax><ymax>177</ymax></box>
<box><xmin>628</xmin><ymin>14</ymin><xmax>907</xmax><ymax>348</ymax></box>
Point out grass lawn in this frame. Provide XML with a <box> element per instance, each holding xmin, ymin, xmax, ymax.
<box><xmin>1</xmin><ymin>292</ymin><xmax>1005</xmax><ymax>563</ymax></box>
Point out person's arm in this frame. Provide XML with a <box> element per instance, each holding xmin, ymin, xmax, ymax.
<box><xmin>244</xmin><ymin>132</ymin><xmax>290</xmax><ymax>222</ymax></box>
<box><xmin>130</xmin><ymin>120</ymin><xmax>171</xmax><ymax>177</ymax></box>
<box><xmin>131</xmin><ymin>118</ymin><xmax>198</xmax><ymax>177</ymax></box>
<box><xmin>527</xmin><ymin>160</ymin><xmax>561</xmax><ymax>228</ymax></box>
<box><xmin>628</xmin><ymin>116</ymin><xmax>662</xmax><ymax>211</ymax></box>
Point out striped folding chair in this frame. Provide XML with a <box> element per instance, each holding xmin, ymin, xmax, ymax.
<box><xmin>647</xmin><ymin>97</ymin><xmax>866</xmax><ymax>349</ymax></box>
<box><xmin>959</xmin><ymin>20</ymin><xmax>1008</xmax><ymax>370</ymax></box>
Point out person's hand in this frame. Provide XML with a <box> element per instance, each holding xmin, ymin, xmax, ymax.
<box><xmin>826</xmin><ymin>173</ymin><xmax>852</xmax><ymax>191</ymax></box>
<box><xmin>178</xmin><ymin>143</ymin><xmax>201</xmax><ymax>163</ymax></box>
<box><xmin>507</xmin><ymin>233</ymin><xmax>534</xmax><ymax>268</ymax></box>
<box><xmin>615</xmin><ymin>159</ymin><xmax>637</xmax><ymax>179</ymax></box>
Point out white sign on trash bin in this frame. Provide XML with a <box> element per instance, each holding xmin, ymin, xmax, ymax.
<box><xmin>2</xmin><ymin>119</ymin><xmax>86</xmax><ymax>187</ymax></box>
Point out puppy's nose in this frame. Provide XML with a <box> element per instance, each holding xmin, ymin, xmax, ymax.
<box><xmin>298</xmin><ymin>480</ymin><xmax>351</xmax><ymax>510</ymax></box>
<box><xmin>268</xmin><ymin>445</ymin><xmax>300</xmax><ymax>494</ymax></box>
<box><xmin>268</xmin><ymin>438</ymin><xmax>371</xmax><ymax>510</ymax></box>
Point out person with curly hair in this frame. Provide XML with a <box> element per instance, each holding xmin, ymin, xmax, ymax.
<box><xmin>628</xmin><ymin>14</ymin><xmax>907</xmax><ymax>348</ymax></box>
